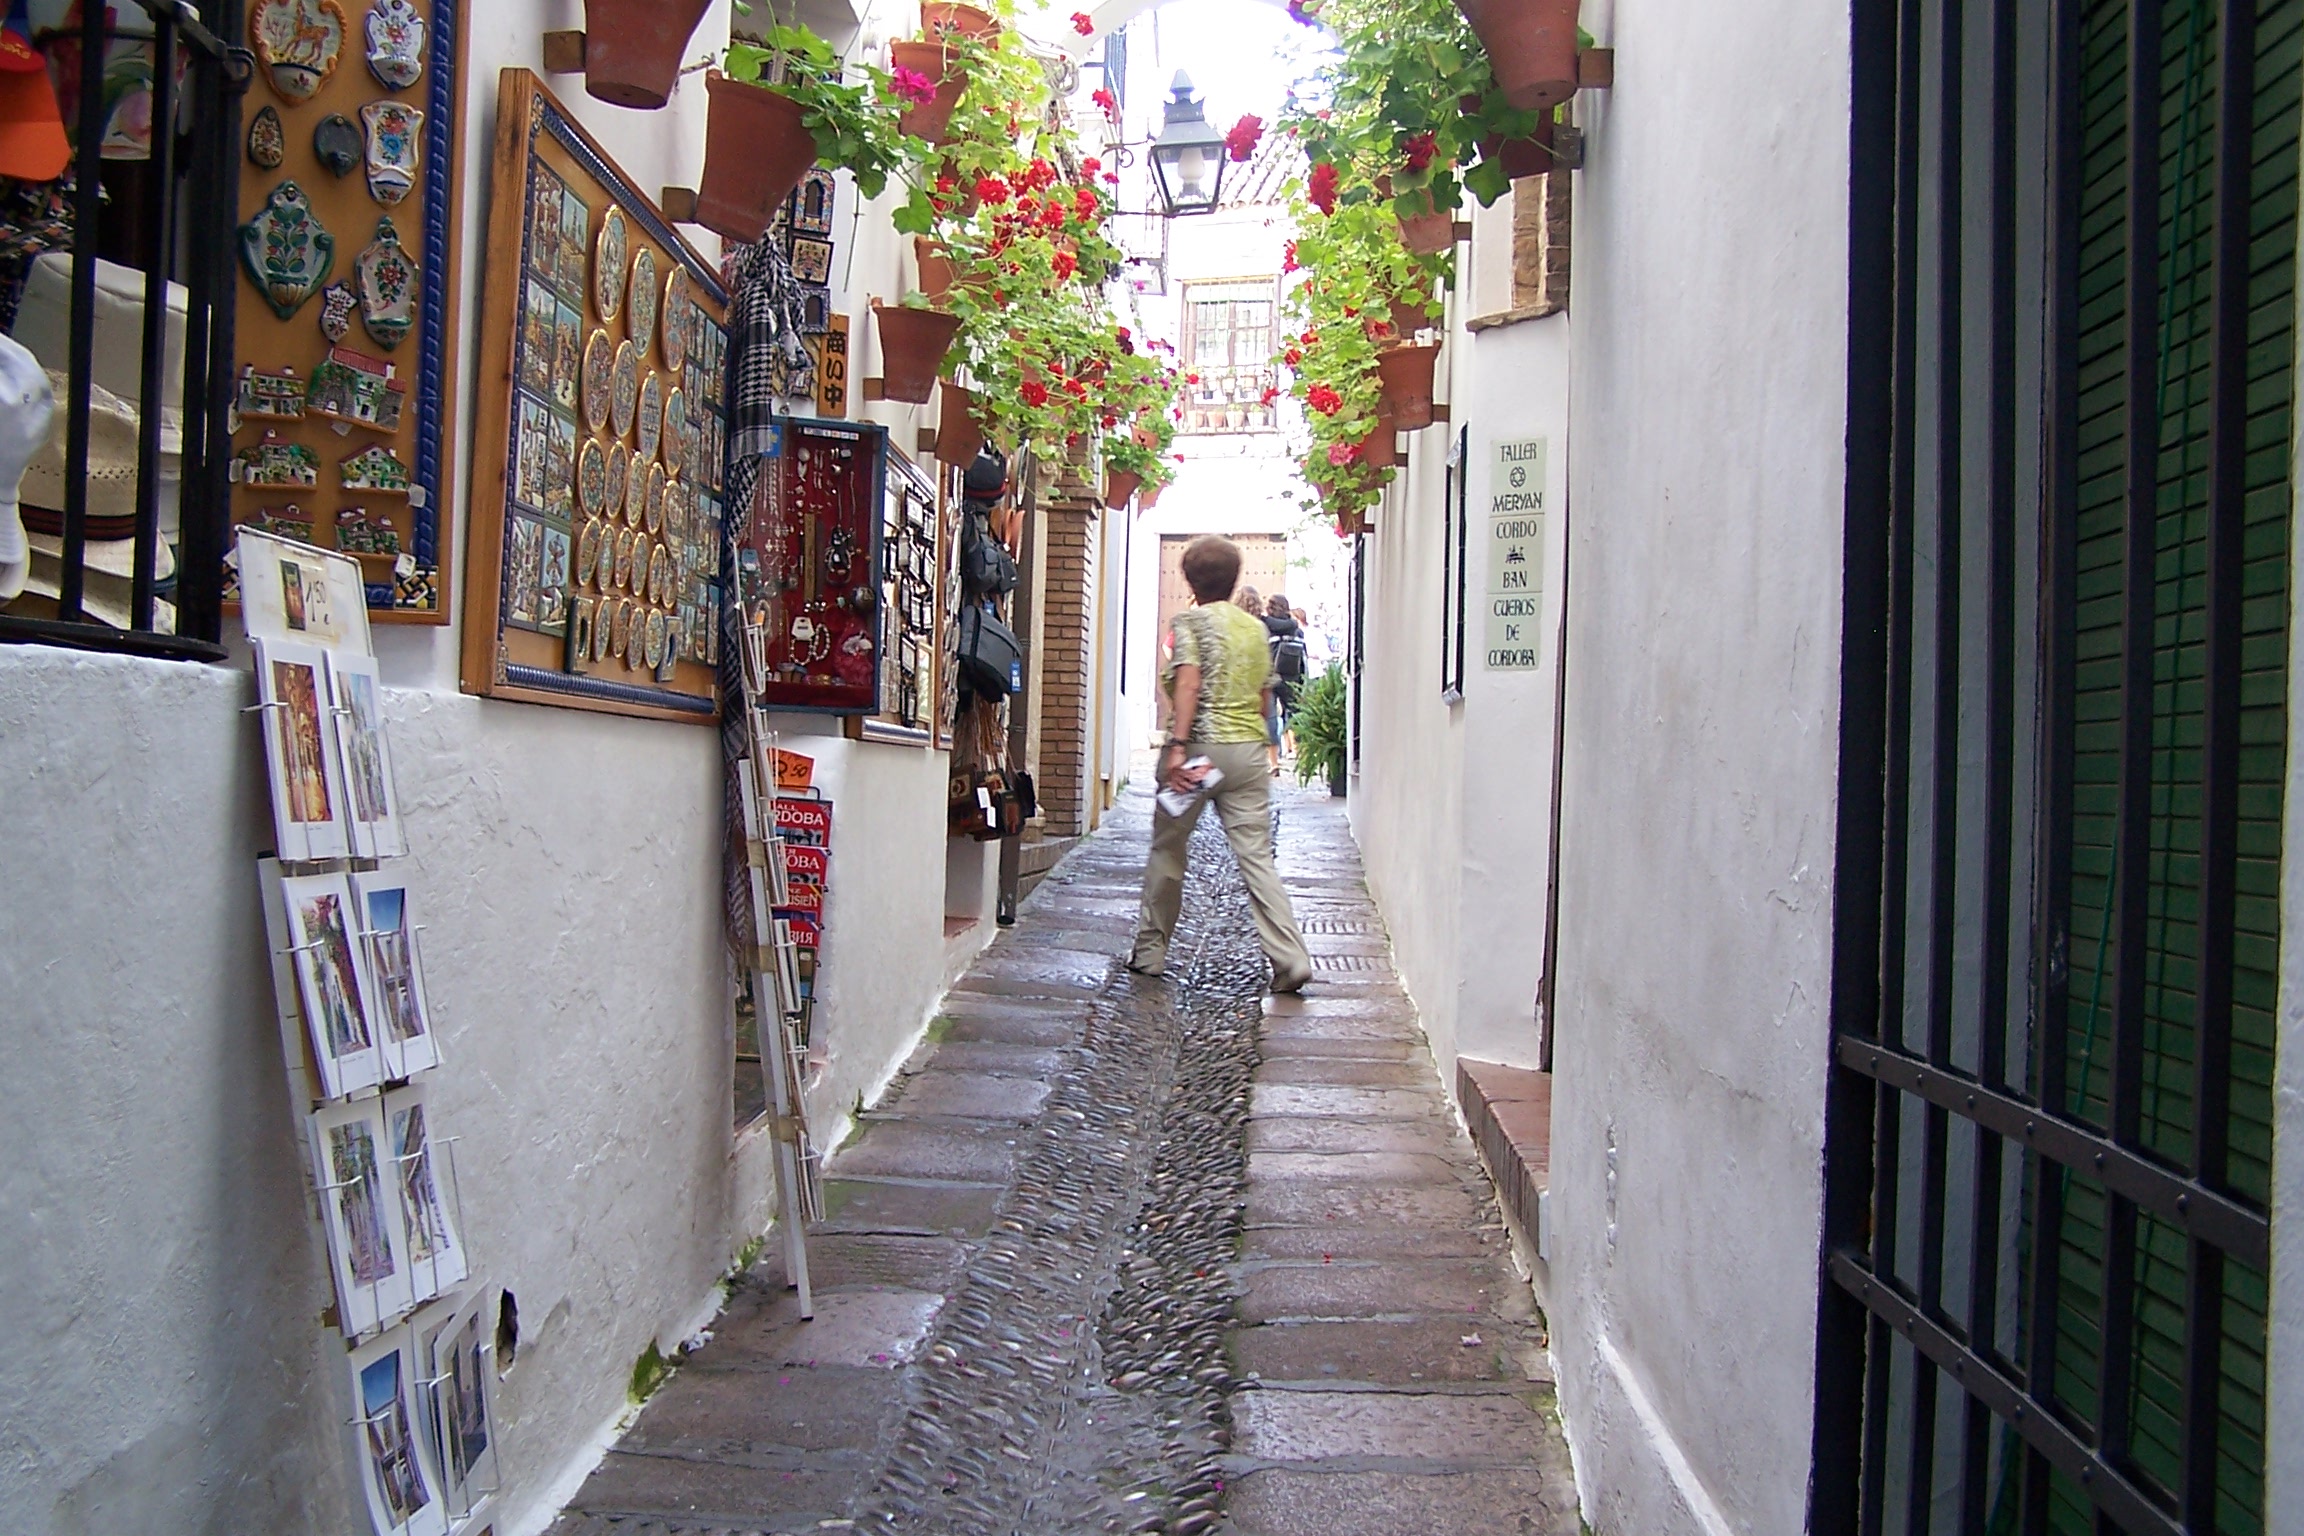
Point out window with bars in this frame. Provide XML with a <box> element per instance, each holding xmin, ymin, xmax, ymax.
<box><xmin>1179</xmin><ymin>279</ymin><xmax>1277</xmax><ymax>433</ymax></box>
<box><xmin>1815</xmin><ymin>1</ymin><xmax>2296</xmax><ymax>1532</ymax></box>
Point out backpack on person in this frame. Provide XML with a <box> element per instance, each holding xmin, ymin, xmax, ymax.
<box><xmin>1271</xmin><ymin>628</ymin><xmax>1308</xmax><ymax>682</ymax></box>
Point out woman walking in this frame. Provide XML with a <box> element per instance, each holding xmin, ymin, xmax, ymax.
<box><xmin>1131</xmin><ymin>536</ymin><xmax>1313</xmax><ymax>993</ymax></box>
<box><xmin>1260</xmin><ymin>594</ymin><xmax>1306</xmax><ymax>770</ymax></box>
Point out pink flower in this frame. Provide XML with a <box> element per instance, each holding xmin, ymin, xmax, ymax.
<box><xmin>1287</xmin><ymin>0</ymin><xmax>1321</xmax><ymax>23</ymax></box>
<box><xmin>1327</xmin><ymin>440</ymin><xmax>1363</xmax><ymax>466</ymax></box>
<box><xmin>890</xmin><ymin>64</ymin><xmax>936</xmax><ymax>105</ymax></box>
<box><xmin>1071</xmin><ymin>10</ymin><xmax>1095</xmax><ymax>34</ymax></box>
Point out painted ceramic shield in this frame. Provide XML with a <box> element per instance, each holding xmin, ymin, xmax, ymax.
<box><xmin>364</xmin><ymin>0</ymin><xmax>426</xmax><ymax>90</ymax></box>
<box><xmin>636</xmin><ymin>371</ymin><xmax>663</xmax><ymax>464</ymax></box>
<box><xmin>318</xmin><ymin>280</ymin><xmax>357</xmax><ymax>342</ymax></box>
<box><xmin>626</xmin><ymin>246</ymin><xmax>659</xmax><ymax>359</ymax></box>
<box><xmin>250</xmin><ymin>0</ymin><xmax>347</xmax><ymax>104</ymax></box>
<box><xmin>661</xmin><ymin>267</ymin><xmax>690</xmax><ymax>369</ymax></box>
<box><xmin>594</xmin><ymin>207</ymin><xmax>627</xmax><ymax>324</ymax></box>
<box><xmin>239</xmin><ymin>180</ymin><xmax>334</xmax><ymax>320</ymax></box>
<box><xmin>578</xmin><ymin>437</ymin><xmax>608</xmax><ymax>517</ymax></box>
<box><xmin>360</xmin><ymin>100</ymin><xmax>423</xmax><ymax>206</ymax></box>
<box><xmin>581</xmin><ymin>329</ymin><xmax>613</xmax><ymax>434</ymax></box>
<box><xmin>247</xmin><ymin>105</ymin><xmax>285</xmax><ymax>169</ymax></box>
<box><xmin>610</xmin><ymin>340</ymin><xmax>639</xmax><ymax>439</ymax></box>
<box><xmin>606</xmin><ymin>442</ymin><xmax>631</xmax><ymax>518</ymax></box>
<box><xmin>354</xmin><ymin>217</ymin><xmax>417</xmax><ymax>349</ymax></box>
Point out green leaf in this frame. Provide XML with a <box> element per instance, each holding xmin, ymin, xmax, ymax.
<box><xmin>1464</xmin><ymin>157</ymin><xmax>1510</xmax><ymax>206</ymax></box>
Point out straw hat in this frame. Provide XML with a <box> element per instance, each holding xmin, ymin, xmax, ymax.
<box><xmin>19</xmin><ymin>369</ymin><xmax>177</xmax><ymax>532</ymax></box>
<box><xmin>5</xmin><ymin>369</ymin><xmax>179</xmax><ymax>630</ymax></box>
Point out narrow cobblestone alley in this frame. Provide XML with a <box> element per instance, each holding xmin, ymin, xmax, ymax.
<box><xmin>548</xmin><ymin>781</ymin><xmax>1578</xmax><ymax>1536</ymax></box>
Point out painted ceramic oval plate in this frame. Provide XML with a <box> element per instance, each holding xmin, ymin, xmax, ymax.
<box><xmin>627</xmin><ymin>245</ymin><xmax>659</xmax><ymax>359</ymax></box>
<box><xmin>661</xmin><ymin>387</ymin><xmax>686</xmax><ymax>474</ymax></box>
<box><xmin>594</xmin><ymin>206</ymin><xmax>627</xmax><ymax>323</ymax></box>
<box><xmin>576</xmin><ymin>518</ymin><xmax>601</xmax><ymax>588</ymax></box>
<box><xmin>605</xmin><ymin>441</ymin><xmax>630</xmax><ymax>519</ymax></box>
<box><xmin>610</xmin><ymin>340</ymin><xmax>639</xmax><ymax>439</ymax></box>
<box><xmin>661</xmin><ymin>266</ymin><xmax>690</xmax><ymax>370</ymax></box>
<box><xmin>636</xmin><ymin>370</ymin><xmax>663</xmax><ymax>464</ymax></box>
<box><xmin>644</xmin><ymin>461</ymin><xmax>667</xmax><ymax>535</ymax></box>
<box><xmin>623</xmin><ymin>448</ymin><xmax>648</xmax><ymax>525</ymax></box>
<box><xmin>609</xmin><ymin>597</ymin><xmax>631</xmax><ymax>661</ymax></box>
<box><xmin>644</xmin><ymin>608</ymin><xmax>667</xmax><ymax>670</ymax></box>
<box><xmin>577</xmin><ymin>437</ymin><xmax>608</xmax><ymax>517</ymax></box>
<box><xmin>581</xmin><ymin>329</ymin><xmax>613</xmax><ymax>434</ymax></box>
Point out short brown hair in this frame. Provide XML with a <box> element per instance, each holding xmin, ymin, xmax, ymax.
<box><xmin>1266</xmin><ymin>593</ymin><xmax>1290</xmax><ymax>615</ymax></box>
<box><xmin>1180</xmin><ymin>535</ymin><xmax>1242</xmax><ymax>603</ymax></box>
<box><xmin>1234</xmin><ymin>585</ymin><xmax>1264</xmax><ymax>616</ymax></box>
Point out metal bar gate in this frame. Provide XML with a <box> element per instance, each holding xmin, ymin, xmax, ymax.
<box><xmin>1816</xmin><ymin>0</ymin><xmax>2296</xmax><ymax>1530</ymax></box>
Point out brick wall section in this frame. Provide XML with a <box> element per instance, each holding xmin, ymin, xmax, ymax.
<box><xmin>1510</xmin><ymin>171</ymin><xmax>1571</xmax><ymax>316</ymax></box>
<box><xmin>1036</xmin><ymin>488</ymin><xmax>1100</xmax><ymax>837</ymax></box>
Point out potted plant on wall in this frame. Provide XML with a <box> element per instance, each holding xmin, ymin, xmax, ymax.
<box><xmin>1292</xmin><ymin>664</ymin><xmax>1351</xmax><ymax>797</ymax></box>
<box><xmin>698</xmin><ymin>25</ymin><xmax>932</xmax><ymax>244</ymax></box>
<box><xmin>873</xmin><ymin>292</ymin><xmax>965</xmax><ymax>403</ymax></box>
<box><xmin>1455</xmin><ymin>0</ymin><xmax>1583</xmax><ymax>113</ymax></box>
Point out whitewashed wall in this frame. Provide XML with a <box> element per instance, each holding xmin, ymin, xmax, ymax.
<box><xmin>0</xmin><ymin>4</ymin><xmax>999</xmax><ymax>1533</ymax></box>
<box><xmin>1540</xmin><ymin>0</ymin><xmax>1850</xmax><ymax>1530</ymax></box>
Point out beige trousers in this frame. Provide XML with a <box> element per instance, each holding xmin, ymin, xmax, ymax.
<box><xmin>1132</xmin><ymin>739</ymin><xmax>1311</xmax><ymax>979</ymax></box>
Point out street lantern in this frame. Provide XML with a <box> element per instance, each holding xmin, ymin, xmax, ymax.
<box><xmin>1148</xmin><ymin>71</ymin><xmax>1227</xmax><ymax>217</ymax></box>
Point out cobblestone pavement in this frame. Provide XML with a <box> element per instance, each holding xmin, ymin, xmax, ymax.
<box><xmin>547</xmin><ymin>780</ymin><xmax>1578</xmax><ymax>1536</ymax></box>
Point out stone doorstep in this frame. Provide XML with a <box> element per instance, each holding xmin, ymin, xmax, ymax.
<box><xmin>1456</xmin><ymin>1059</ymin><xmax>1551</xmax><ymax>1263</ymax></box>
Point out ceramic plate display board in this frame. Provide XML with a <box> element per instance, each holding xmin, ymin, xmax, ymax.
<box><xmin>227</xmin><ymin>0</ymin><xmax>465</xmax><ymax>624</ymax></box>
<box><xmin>460</xmin><ymin>70</ymin><xmax>729</xmax><ymax>723</ymax></box>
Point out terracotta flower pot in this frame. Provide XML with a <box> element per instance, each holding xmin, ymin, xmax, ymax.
<box><xmin>696</xmin><ymin>74</ymin><xmax>820</xmax><ymax>243</ymax></box>
<box><xmin>921</xmin><ymin>2</ymin><xmax>999</xmax><ymax>40</ymax></box>
<box><xmin>1376</xmin><ymin>343</ymin><xmax>1439</xmax><ymax>429</ymax></box>
<box><xmin>891</xmin><ymin>39</ymin><xmax>967</xmax><ymax>145</ymax></box>
<box><xmin>936</xmin><ymin>381</ymin><xmax>985</xmax><ymax>467</ymax></box>
<box><xmin>1358</xmin><ymin>412</ymin><xmax>1400</xmax><ymax>468</ymax></box>
<box><xmin>1456</xmin><ymin>0</ymin><xmax>1581</xmax><ymax>113</ymax></box>
<box><xmin>1397</xmin><ymin>201</ymin><xmax>1455</xmax><ymax>255</ymax></box>
<box><xmin>915</xmin><ymin>236</ymin><xmax>959</xmax><ymax>301</ymax></box>
<box><xmin>1103</xmin><ymin>468</ymin><xmax>1142</xmax><ymax>509</ymax></box>
<box><xmin>1389</xmin><ymin>296</ymin><xmax>1431</xmax><ymax>336</ymax></box>
<box><xmin>1139</xmin><ymin>481</ymin><xmax>1163</xmax><ymax>509</ymax></box>
<box><xmin>873</xmin><ymin>302</ymin><xmax>963</xmax><ymax>404</ymax></box>
<box><xmin>582</xmin><ymin>0</ymin><xmax>713</xmax><ymax>110</ymax></box>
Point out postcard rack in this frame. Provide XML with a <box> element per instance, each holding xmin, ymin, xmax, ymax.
<box><xmin>237</xmin><ymin>528</ymin><xmax>503</xmax><ymax>1536</ymax></box>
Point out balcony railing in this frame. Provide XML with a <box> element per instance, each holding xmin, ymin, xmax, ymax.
<box><xmin>1178</xmin><ymin>362</ymin><xmax>1276</xmax><ymax>435</ymax></box>
<box><xmin>0</xmin><ymin>0</ymin><xmax>247</xmax><ymax>662</ymax></box>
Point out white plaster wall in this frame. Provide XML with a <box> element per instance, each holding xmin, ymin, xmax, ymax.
<box><xmin>1543</xmin><ymin>0</ymin><xmax>1850</xmax><ymax>1530</ymax></box>
<box><xmin>0</xmin><ymin>5</ymin><xmax>1001</xmax><ymax>1532</ymax></box>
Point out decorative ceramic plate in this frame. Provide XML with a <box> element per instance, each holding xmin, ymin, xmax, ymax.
<box><xmin>609</xmin><ymin>598</ymin><xmax>631</xmax><ymax>661</ymax></box>
<box><xmin>624</xmin><ymin>450</ymin><xmax>648</xmax><ymax>525</ymax></box>
<box><xmin>661</xmin><ymin>388</ymin><xmax>686</xmax><ymax>473</ymax></box>
<box><xmin>636</xmin><ymin>371</ymin><xmax>663</xmax><ymax>464</ymax></box>
<box><xmin>662</xmin><ymin>266</ymin><xmax>690</xmax><ymax>370</ymax></box>
<box><xmin>250</xmin><ymin>0</ymin><xmax>346</xmax><ymax>104</ymax></box>
<box><xmin>611</xmin><ymin>340</ymin><xmax>639</xmax><ymax>439</ymax></box>
<box><xmin>580</xmin><ymin>329</ymin><xmax>613</xmax><ymax>434</ymax></box>
<box><xmin>645</xmin><ymin>609</ymin><xmax>667</xmax><ymax>670</ymax></box>
<box><xmin>625</xmin><ymin>603</ymin><xmax>648</xmax><ymax>668</ymax></box>
<box><xmin>613</xmin><ymin>527</ymin><xmax>635</xmax><ymax>591</ymax></box>
<box><xmin>594</xmin><ymin>207</ymin><xmax>627</xmax><ymax>323</ymax></box>
<box><xmin>248</xmin><ymin>105</ymin><xmax>285</xmax><ymax>168</ymax></box>
<box><xmin>654</xmin><ymin>543</ymin><xmax>672</xmax><ymax>605</ymax></box>
<box><xmin>577</xmin><ymin>437</ymin><xmax>608</xmax><ymax>517</ymax></box>
<box><xmin>663</xmin><ymin>479</ymin><xmax>687</xmax><ymax>543</ymax></box>
<box><xmin>576</xmin><ymin>519</ymin><xmax>601</xmax><ymax>587</ymax></box>
<box><xmin>644</xmin><ymin>462</ymin><xmax>667</xmax><ymax>535</ymax></box>
<box><xmin>605</xmin><ymin>441</ymin><xmax>630</xmax><ymax>519</ymax></box>
<box><xmin>594</xmin><ymin>600</ymin><xmax>617</xmax><ymax>662</ymax></box>
<box><xmin>627</xmin><ymin>246</ymin><xmax>659</xmax><ymax>359</ymax></box>
<box><xmin>634</xmin><ymin>541</ymin><xmax>654</xmax><ymax>605</ymax></box>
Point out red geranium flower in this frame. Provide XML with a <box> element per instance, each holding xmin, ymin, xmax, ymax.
<box><xmin>1104</xmin><ymin>171</ymin><xmax>1120</xmax><ymax>184</ymax></box>
<box><xmin>1260</xmin><ymin>385</ymin><xmax>1280</xmax><ymax>405</ymax></box>
<box><xmin>1184</xmin><ymin>372</ymin><xmax>1200</xmax><ymax>385</ymax></box>
<box><xmin>975</xmin><ymin>176</ymin><xmax>1011</xmax><ymax>205</ymax></box>
<box><xmin>1071</xmin><ymin>11</ymin><xmax>1095</xmax><ymax>34</ymax></box>
<box><xmin>1282</xmin><ymin>239</ymin><xmax>1298</xmax><ymax>272</ymax></box>
<box><xmin>1082</xmin><ymin>156</ymin><xmax>1101</xmax><ymax>175</ymax></box>
<box><xmin>1092</xmin><ymin>87</ymin><xmax>1118</xmax><ymax>120</ymax></box>
<box><xmin>1052</xmin><ymin>250</ymin><xmax>1078</xmax><ymax>279</ymax></box>
<box><xmin>1073</xmin><ymin>187</ymin><xmax>1099</xmax><ymax>219</ymax></box>
<box><xmin>1307</xmin><ymin>161</ymin><xmax>1339</xmax><ymax>215</ymax></box>
<box><xmin>1065</xmin><ymin>377</ymin><xmax>1089</xmax><ymax>398</ymax></box>
<box><xmin>1282</xmin><ymin>347</ymin><xmax>1302</xmax><ymax>366</ymax></box>
<box><xmin>1299</xmin><ymin>330</ymin><xmax>1318</xmax><ymax>345</ymax></box>
<box><xmin>1039</xmin><ymin>202</ymin><xmax>1067</xmax><ymax>229</ymax></box>
<box><xmin>890</xmin><ymin>64</ymin><xmax>937</xmax><ymax>106</ymax></box>
<box><xmin>1225</xmin><ymin>114</ymin><xmax>1264</xmax><ymax>162</ymax></box>
<box><xmin>1402</xmin><ymin>131</ymin><xmax>1439</xmax><ymax>173</ymax></box>
<box><xmin>1306</xmin><ymin>384</ymin><xmax>1343</xmax><ymax>415</ymax></box>
<box><xmin>1021</xmin><ymin>379</ymin><xmax>1050</xmax><ymax>407</ymax></box>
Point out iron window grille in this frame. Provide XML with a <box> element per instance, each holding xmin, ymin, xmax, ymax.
<box><xmin>1816</xmin><ymin>0</ymin><xmax>2295</xmax><ymax>1531</ymax></box>
<box><xmin>1179</xmin><ymin>278</ymin><xmax>1278</xmax><ymax>433</ymax></box>
<box><xmin>0</xmin><ymin>0</ymin><xmax>246</xmax><ymax>662</ymax></box>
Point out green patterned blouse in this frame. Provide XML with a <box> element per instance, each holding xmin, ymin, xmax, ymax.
<box><xmin>1164</xmin><ymin>601</ymin><xmax>1276</xmax><ymax>745</ymax></box>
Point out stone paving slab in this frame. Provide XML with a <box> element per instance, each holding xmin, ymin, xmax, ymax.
<box><xmin>1255</xmin><ymin>1034</ymin><xmax>1427</xmax><ymax>1062</ymax></box>
<box><xmin>827</xmin><ymin>1122</ymin><xmax>1021</xmax><ymax>1182</ymax></box>
<box><xmin>902</xmin><ymin>1039</ymin><xmax>1065</xmax><ymax>1077</ymax></box>
<box><xmin>813</xmin><ymin>1177</ymin><xmax>1003</xmax><ymax>1237</ymax></box>
<box><xmin>1250</xmin><ymin>1084</ymin><xmax>1449</xmax><ymax>1121</ymax></box>
<box><xmin>1225</xmin><ymin>1466</ymin><xmax>1577</xmax><ymax>1536</ymax></box>
<box><xmin>1244</xmin><ymin>1116</ymin><xmax>1467</xmax><ymax>1157</ymax></box>
<box><xmin>618</xmin><ymin>1365</ymin><xmax>902</xmax><ymax>1457</ymax></box>
<box><xmin>1252</xmin><ymin>1056</ymin><xmax>1434</xmax><ymax>1088</ymax></box>
<box><xmin>1247</xmin><ymin>1174</ymin><xmax>1491</xmax><ymax>1230</ymax></box>
<box><xmin>1231</xmin><ymin>1319</ymin><xmax>1530</xmax><ymax>1385</ymax></box>
<box><xmin>1234</xmin><ymin>1388</ymin><xmax>1548</xmax><ymax>1464</ymax></box>
<box><xmin>1239</xmin><ymin>1259</ymin><xmax>1538</xmax><ymax>1325</ymax></box>
<box><xmin>1245</xmin><ymin>1149</ymin><xmax>1466</xmax><ymax>1185</ymax></box>
<box><xmin>565</xmin><ymin>1452</ymin><xmax>861</xmax><ymax>1530</ymax></box>
<box><xmin>875</xmin><ymin>1069</ymin><xmax>1052</xmax><ymax>1122</ymax></box>
<box><xmin>686</xmin><ymin>1288</ymin><xmax>944</xmax><ymax>1371</ymax></box>
<box><xmin>1243</xmin><ymin>1224</ymin><xmax>1504</xmax><ymax>1262</ymax></box>
<box><xmin>935</xmin><ymin>1008</ymin><xmax>1087</xmax><ymax>1047</ymax></box>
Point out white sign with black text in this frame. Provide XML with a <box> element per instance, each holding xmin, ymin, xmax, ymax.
<box><xmin>1484</xmin><ymin>436</ymin><xmax>1546</xmax><ymax>670</ymax></box>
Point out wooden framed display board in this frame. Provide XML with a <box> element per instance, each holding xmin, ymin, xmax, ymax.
<box><xmin>844</xmin><ymin>447</ymin><xmax>947</xmax><ymax>745</ymax></box>
<box><xmin>227</xmin><ymin>0</ymin><xmax>468</xmax><ymax>624</ymax></box>
<box><xmin>737</xmin><ymin>415</ymin><xmax>888</xmax><ymax>716</ymax></box>
<box><xmin>460</xmin><ymin>69</ymin><xmax>730</xmax><ymax>723</ymax></box>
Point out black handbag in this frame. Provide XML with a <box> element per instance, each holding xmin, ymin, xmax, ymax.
<box><xmin>960</xmin><ymin>505</ymin><xmax>1018</xmax><ymax>597</ymax></box>
<box><xmin>957</xmin><ymin>603</ymin><xmax>1024</xmax><ymax>697</ymax></box>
